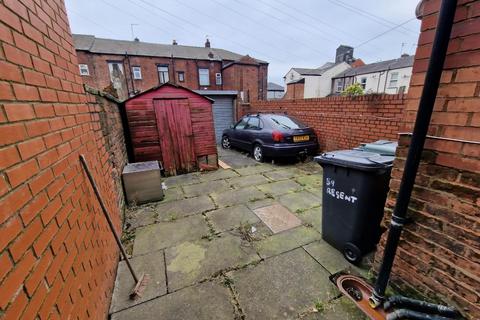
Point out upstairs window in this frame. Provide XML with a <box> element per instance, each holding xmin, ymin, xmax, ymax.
<box><xmin>389</xmin><ymin>72</ymin><xmax>399</xmax><ymax>88</ymax></box>
<box><xmin>359</xmin><ymin>77</ymin><xmax>367</xmax><ymax>89</ymax></box>
<box><xmin>215</xmin><ymin>72</ymin><xmax>222</xmax><ymax>85</ymax></box>
<box><xmin>177</xmin><ymin>71</ymin><xmax>185</xmax><ymax>82</ymax></box>
<box><xmin>132</xmin><ymin>66</ymin><xmax>142</xmax><ymax>80</ymax></box>
<box><xmin>198</xmin><ymin>68</ymin><xmax>210</xmax><ymax>86</ymax></box>
<box><xmin>79</xmin><ymin>64</ymin><xmax>89</xmax><ymax>76</ymax></box>
<box><xmin>158</xmin><ymin>65</ymin><xmax>169</xmax><ymax>84</ymax></box>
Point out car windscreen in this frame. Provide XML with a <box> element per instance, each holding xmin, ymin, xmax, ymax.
<box><xmin>267</xmin><ymin>115</ymin><xmax>307</xmax><ymax>129</ymax></box>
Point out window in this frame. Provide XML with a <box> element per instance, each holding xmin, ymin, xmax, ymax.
<box><xmin>269</xmin><ymin>115</ymin><xmax>307</xmax><ymax>129</ymax></box>
<box><xmin>389</xmin><ymin>72</ymin><xmax>399</xmax><ymax>88</ymax></box>
<box><xmin>246</xmin><ymin>117</ymin><xmax>261</xmax><ymax>130</ymax></box>
<box><xmin>158</xmin><ymin>66</ymin><xmax>169</xmax><ymax>84</ymax></box>
<box><xmin>336</xmin><ymin>79</ymin><xmax>344</xmax><ymax>93</ymax></box>
<box><xmin>108</xmin><ymin>62</ymin><xmax>124</xmax><ymax>80</ymax></box>
<box><xmin>360</xmin><ymin>77</ymin><xmax>367</xmax><ymax>89</ymax></box>
<box><xmin>177</xmin><ymin>71</ymin><xmax>185</xmax><ymax>82</ymax></box>
<box><xmin>198</xmin><ymin>68</ymin><xmax>210</xmax><ymax>86</ymax></box>
<box><xmin>79</xmin><ymin>64</ymin><xmax>89</xmax><ymax>76</ymax></box>
<box><xmin>132</xmin><ymin>66</ymin><xmax>142</xmax><ymax>80</ymax></box>
<box><xmin>234</xmin><ymin>117</ymin><xmax>249</xmax><ymax>130</ymax></box>
<box><xmin>215</xmin><ymin>72</ymin><xmax>222</xmax><ymax>85</ymax></box>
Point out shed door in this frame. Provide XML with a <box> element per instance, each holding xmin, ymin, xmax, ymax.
<box><xmin>154</xmin><ymin>99</ymin><xmax>195</xmax><ymax>175</ymax></box>
<box><xmin>211</xmin><ymin>96</ymin><xmax>234</xmax><ymax>144</ymax></box>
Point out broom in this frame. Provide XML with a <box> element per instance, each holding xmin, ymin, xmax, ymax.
<box><xmin>79</xmin><ymin>155</ymin><xmax>148</xmax><ymax>300</ymax></box>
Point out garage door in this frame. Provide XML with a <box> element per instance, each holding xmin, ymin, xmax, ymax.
<box><xmin>211</xmin><ymin>96</ymin><xmax>234</xmax><ymax>144</ymax></box>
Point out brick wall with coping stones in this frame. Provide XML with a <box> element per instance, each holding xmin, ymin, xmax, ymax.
<box><xmin>0</xmin><ymin>0</ymin><xmax>127</xmax><ymax>319</ymax></box>
<box><xmin>373</xmin><ymin>0</ymin><xmax>480</xmax><ymax>318</ymax></box>
<box><xmin>242</xmin><ymin>94</ymin><xmax>405</xmax><ymax>151</ymax></box>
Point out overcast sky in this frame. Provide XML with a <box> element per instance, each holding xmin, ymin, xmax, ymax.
<box><xmin>65</xmin><ymin>0</ymin><xmax>421</xmax><ymax>85</ymax></box>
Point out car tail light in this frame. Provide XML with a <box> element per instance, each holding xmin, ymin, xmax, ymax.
<box><xmin>272</xmin><ymin>130</ymin><xmax>284</xmax><ymax>142</ymax></box>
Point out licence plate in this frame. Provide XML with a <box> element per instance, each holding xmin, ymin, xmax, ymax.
<box><xmin>293</xmin><ymin>135</ymin><xmax>309</xmax><ymax>142</ymax></box>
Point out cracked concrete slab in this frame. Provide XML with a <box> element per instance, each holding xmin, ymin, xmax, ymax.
<box><xmin>229</xmin><ymin>248</ymin><xmax>338</xmax><ymax>319</ymax></box>
<box><xmin>182</xmin><ymin>180</ymin><xmax>229</xmax><ymax>198</ymax></box>
<box><xmin>300</xmin><ymin>296</ymin><xmax>368</xmax><ymax>320</ymax></box>
<box><xmin>296</xmin><ymin>206</ymin><xmax>322</xmax><ymax>233</ymax></box>
<box><xmin>111</xmin><ymin>280</ymin><xmax>235</xmax><ymax>320</ymax></box>
<box><xmin>303</xmin><ymin>241</ymin><xmax>353</xmax><ymax>275</ymax></box>
<box><xmin>163</xmin><ymin>172</ymin><xmax>201</xmax><ymax>188</ymax></box>
<box><xmin>278</xmin><ymin>191</ymin><xmax>322</xmax><ymax>213</ymax></box>
<box><xmin>235</xmin><ymin>164</ymin><xmax>274</xmax><ymax>176</ymax></box>
<box><xmin>226</xmin><ymin>174</ymin><xmax>270</xmax><ymax>189</ymax></box>
<box><xmin>162</xmin><ymin>187</ymin><xmax>185</xmax><ymax>203</ymax></box>
<box><xmin>255</xmin><ymin>225</ymin><xmax>321</xmax><ymax>258</ymax></box>
<box><xmin>198</xmin><ymin>169</ymin><xmax>239</xmax><ymax>182</ymax></box>
<box><xmin>256</xmin><ymin>179</ymin><xmax>302</xmax><ymax>196</ymax></box>
<box><xmin>211</xmin><ymin>186</ymin><xmax>267</xmax><ymax>208</ymax></box>
<box><xmin>110</xmin><ymin>250</ymin><xmax>167</xmax><ymax>314</ymax></box>
<box><xmin>165</xmin><ymin>233</ymin><xmax>259</xmax><ymax>291</ymax></box>
<box><xmin>125</xmin><ymin>206</ymin><xmax>157</xmax><ymax>229</ymax></box>
<box><xmin>206</xmin><ymin>205</ymin><xmax>260</xmax><ymax>232</ymax></box>
<box><xmin>133</xmin><ymin>215</ymin><xmax>209</xmax><ymax>256</ymax></box>
<box><xmin>153</xmin><ymin>195</ymin><xmax>215</xmax><ymax>221</ymax></box>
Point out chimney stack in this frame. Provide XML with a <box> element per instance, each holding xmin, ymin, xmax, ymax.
<box><xmin>205</xmin><ymin>38</ymin><xmax>211</xmax><ymax>48</ymax></box>
<box><xmin>335</xmin><ymin>45</ymin><xmax>354</xmax><ymax>63</ymax></box>
<box><xmin>172</xmin><ymin>39</ymin><xmax>178</xmax><ymax>45</ymax></box>
<box><xmin>134</xmin><ymin>37</ymin><xmax>140</xmax><ymax>42</ymax></box>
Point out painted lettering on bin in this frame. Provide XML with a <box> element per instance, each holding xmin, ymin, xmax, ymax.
<box><xmin>325</xmin><ymin>178</ymin><xmax>357</xmax><ymax>204</ymax></box>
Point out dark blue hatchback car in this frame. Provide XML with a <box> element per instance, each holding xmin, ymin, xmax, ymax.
<box><xmin>221</xmin><ymin>113</ymin><xmax>318</xmax><ymax>162</ymax></box>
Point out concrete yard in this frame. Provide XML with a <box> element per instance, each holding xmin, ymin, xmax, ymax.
<box><xmin>111</xmin><ymin>149</ymin><xmax>369</xmax><ymax>319</ymax></box>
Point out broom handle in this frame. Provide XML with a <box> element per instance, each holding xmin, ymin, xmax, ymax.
<box><xmin>79</xmin><ymin>155</ymin><xmax>139</xmax><ymax>283</ymax></box>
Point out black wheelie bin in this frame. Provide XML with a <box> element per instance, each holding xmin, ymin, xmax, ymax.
<box><xmin>314</xmin><ymin>150</ymin><xmax>394</xmax><ymax>265</ymax></box>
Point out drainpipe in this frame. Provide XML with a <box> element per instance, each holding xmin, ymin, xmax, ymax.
<box><xmin>369</xmin><ymin>0</ymin><xmax>457</xmax><ymax>308</ymax></box>
<box><xmin>383</xmin><ymin>67</ymin><xmax>390</xmax><ymax>93</ymax></box>
<box><xmin>125</xmin><ymin>51</ymin><xmax>135</xmax><ymax>96</ymax></box>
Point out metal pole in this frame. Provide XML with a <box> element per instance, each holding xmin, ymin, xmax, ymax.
<box><xmin>79</xmin><ymin>155</ymin><xmax>139</xmax><ymax>284</ymax></box>
<box><xmin>369</xmin><ymin>0</ymin><xmax>457</xmax><ymax>307</ymax></box>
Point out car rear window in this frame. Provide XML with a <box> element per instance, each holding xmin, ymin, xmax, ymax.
<box><xmin>267</xmin><ymin>115</ymin><xmax>307</xmax><ymax>129</ymax></box>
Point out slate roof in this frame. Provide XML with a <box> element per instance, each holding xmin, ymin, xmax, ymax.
<box><xmin>267</xmin><ymin>82</ymin><xmax>284</xmax><ymax>91</ymax></box>
<box><xmin>291</xmin><ymin>62</ymin><xmax>336</xmax><ymax>76</ymax></box>
<box><xmin>334</xmin><ymin>55</ymin><xmax>415</xmax><ymax>78</ymax></box>
<box><xmin>73</xmin><ymin>34</ymin><xmax>267</xmax><ymax>64</ymax></box>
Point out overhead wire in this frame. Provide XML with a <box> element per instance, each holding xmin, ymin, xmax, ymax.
<box><xmin>355</xmin><ymin>18</ymin><xmax>417</xmax><ymax>49</ymax></box>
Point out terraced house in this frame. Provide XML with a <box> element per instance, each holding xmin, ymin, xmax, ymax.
<box><xmin>74</xmin><ymin>34</ymin><xmax>269</xmax><ymax>101</ymax></box>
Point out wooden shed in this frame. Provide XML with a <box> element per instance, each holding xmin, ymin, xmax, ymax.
<box><xmin>124</xmin><ymin>83</ymin><xmax>218</xmax><ymax>175</ymax></box>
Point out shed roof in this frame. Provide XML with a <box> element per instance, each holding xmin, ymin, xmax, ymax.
<box><xmin>124</xmin><ymin>83</ymin><xmax>214</xmax><ymax>103</ymax></box>
<box><xmin>73</xmin><ymin>34</ymin><xmax>267</xmax><ymax>64</ymax></box>
<box><xmin>267</xmin><ymin>82</ymin><xmax>284</xmax><ymax>91</ymax></box>
<box><xmin>334</xmin><ymin>55</ymin><xmax>415</xmax><ymax>78</ymax></box>
<box><xmin>194</xmin><ymin>90</ymin><xmax>238</xmax><ymax>96</ymax></box>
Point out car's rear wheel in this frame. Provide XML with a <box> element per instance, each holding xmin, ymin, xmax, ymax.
<box><xmin>222</xmin><ymin>136</ymin><xmax>231</xmax><ymax>149</ymax></box>
<box><xmin>253</xmin><ymin>144</ymin><xmax>264</xmax><ymax>162</ymax></box>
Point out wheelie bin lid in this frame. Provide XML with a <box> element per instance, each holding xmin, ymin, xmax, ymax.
<box><xmin>355</xmin><ymin>140</ymin><xmax>398</xmax><ymax>156</ymax></box>
<box><xmin>314</xmin><ymin>150</ymin><xmax>394</xmax><ymax>171</ymax></box>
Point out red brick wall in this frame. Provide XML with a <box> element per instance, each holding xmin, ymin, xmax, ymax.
<box><xmin>374</xmin><ymin>0</ymin><xmax>480</xmax><ymax>318</ymax></box>
<box><xmin>222</xmin><ymin>63</ymin><xmax>268</xmax><ymax>101</ymax></box>
<box><xmin>0</xmin><ymin>0</ymin><xmax>126</xmax><ymax>319</ymax></box>
<box><xmin>242</xmin><ymin>94</ymin><xmax>405</xmax><ymax>151</ymax></box>
<box><xmin>284</xmin><ymin>82</ymin><xmax>304</xmax><ymax>99</ymax></box>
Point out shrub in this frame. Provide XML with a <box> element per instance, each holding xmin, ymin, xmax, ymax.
<box><xmin>342</xmin><ymin>83</ymin><xmax>364</xmax><ymax>96</ymax></box>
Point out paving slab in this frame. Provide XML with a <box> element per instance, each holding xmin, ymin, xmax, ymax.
<box><xmin>182</xmin><ymin>180</ymin><xmax>229</xmax><ymax>197</ymax></box>
<box><xmin>219</xmin><ymin>149</ymin><xmax>258</xmax><ymax>168</ymax></box>
<box><xmin>153</xmin><ymin>195</ymin><xmax>215</xmax><ymax>221</ymax></box>
<box><xmin>162</xmin><ymin>187</ymin><xmax>185</xmax><ymax>203</ymax></box>
<box><xmin>110</xmin><ymin>250</ymin><xmax>167</xmax><ymax>314</ymax></box>
<box><xmin>165</xmin><ymin>233</ymin><xmax>259</xmax><ymax>291</ymax></box>
<box><xmin>298</xmin><ymin>161</ymin><xmax>323</xmax><ymax>174</ymax></box>
<box><xmin>255</xmin><ymin>225</ymin><xmax>321</xmax><ymax>258</ymax></box>
<box><xmin>246</xmin><ymin>198</ymin><xmax>278</xmax><ymax>210</ymax></box>
<box><xmin>256</xmin><ymin>179</ymin><xmax>302</xmax><ymax>196</ymax></box>
<box><xmin>235</xmin><ymin>164</ymin><xmax>274</xmax><ymax>176</ymax></box>
<box><xmin>296</xmin><ymin>206</ymin><xmax>322</xmax><ymax>233</ymax></box>
<box><xmin>226</xmin><ymin>174</ymin><xmax>270</xmax><ymax>189</ymax></box>
<box><xmin>163</xmin><ymin>173</ymin><xmax>201</xmax><ymax>188</ymax></box>
<box><xmin>198</xmin><ymin>169</ymin><xmax>239</xmax><ymax>182</ymax></box>
<box><xmin>303</xmin><ymin>240</ymin><xmax>352</xmax><ymax>275</ymax></box>
<box><xmin>229</xmin><ymin>248</ymin><xmax>338</xmax><ymax>319</ymax></box>
<box><xmin>133</xmin><ymin>215</ymin><xmax>209</xmax><ymax>255</ymax></box>
<box><xmin>278</xmin><ymin>190</ymin><xmax>322</xmax><ymax>213</ymax></box>
<box><xmin>111</xmin><ymin>280</ymin><xmax>235</xmax><ymax>320</ymax></box>
<box><xmin>125</xmin><ymin>206</ymin><xmax>157</xmax><ymax>229</ymax></box>
<box><xmin>211</xmin><ymin>186</ymin><xmax>267</xmax><ymax>208</ymax></box>
<box><xmin>206</xmin><ymin>204</ymin><xmax>260</xmax><ymax>232</ymax></box>
<box><xmin>301</xmin><ymin>296</ymin><xmax>368</xmax><ymax>320</ymax></box>
<box><xmin>253</xmin><ymin>204</ymin><xmax>302</xmax><ymax>233</ymax></box>
<box><xmin>263</xmin><ymin>168</ymin><xmax>304</xmax><ymax>181</ymax></box>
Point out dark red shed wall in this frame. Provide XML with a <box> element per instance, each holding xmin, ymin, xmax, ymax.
<box><xmin>125</xmin><ymin>85</ymin><xmax>217</xmax><ymax>169</ymax></box>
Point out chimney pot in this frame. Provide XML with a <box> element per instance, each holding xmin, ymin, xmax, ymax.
<box><xmin>205</xmin><ymin>38</ymin><xmax>211</xmax><ymax>48</ymax></box>
<box><xmin>134</xmin><ymin>37</ymin><xmax>140</xmax><ymax>42</ymax></box>
<box><xmin>172</xmin><ymin>39</ymin><xmax>178</xmax><ymax>45</ymax></box>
